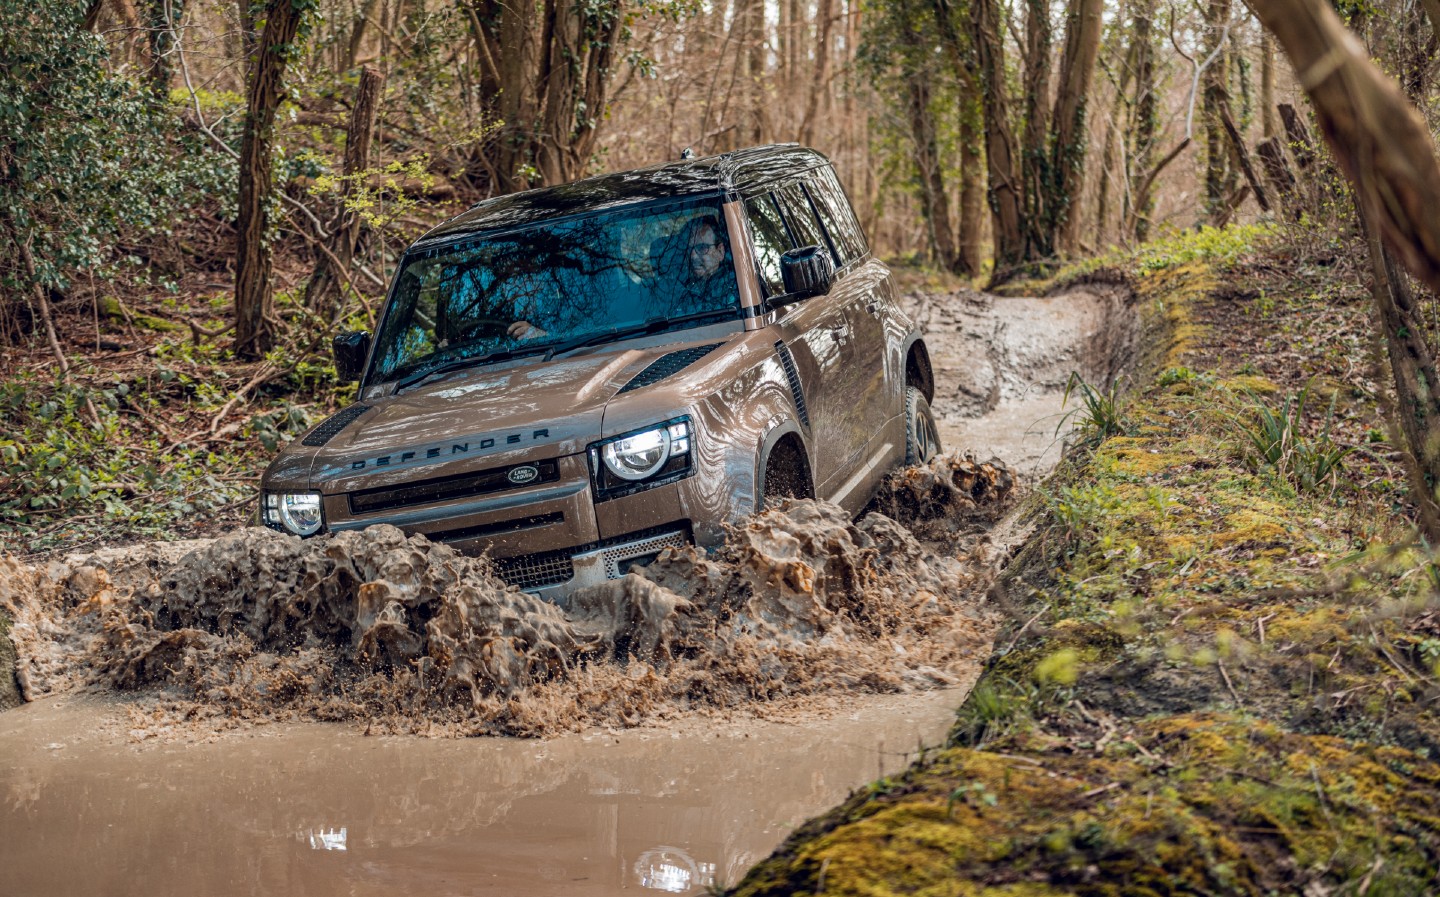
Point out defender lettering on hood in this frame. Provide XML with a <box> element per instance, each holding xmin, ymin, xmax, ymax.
<box><xmin>348</xmin><ymin>429</ymin><xmax>552</xmax><ymax>471</ymax></box>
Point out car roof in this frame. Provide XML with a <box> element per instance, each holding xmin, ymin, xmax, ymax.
<box><xmin>415</xmin><ymin>144</ymin><xmax>831</xmax><ymax>247</ymax></box>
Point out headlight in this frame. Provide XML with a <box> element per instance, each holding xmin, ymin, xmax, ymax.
<box><xmin>591</xmin><ymin>419</ymin><xmax>692</xmax><ymax>498</ymax></box>
<box><xmin>602</xmin><ymin>427</ymin><xmax>671</xmax><ymax>480</ymax></box>
<box><xmin>263</xmin><ymin>491</ymin><xmax>324</xmax><ymax>536</ymax></box>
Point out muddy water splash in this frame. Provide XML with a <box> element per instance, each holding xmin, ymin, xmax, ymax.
<box><xmin>2</xmin><ymin>456</ymin><xmax>1012</xmax><ymax>737</ymax></box>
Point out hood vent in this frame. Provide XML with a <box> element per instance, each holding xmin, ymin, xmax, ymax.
<box><xmin>773</xmin><ymin>341</ymin><xmax>809</xmax><ymax>428</ymax></box>
<box><xmin>617</xmin><ymin>343</ymin><xmax>723</xmax><ymax>394</ymax></box>
<box><xmin>301</xmin><ymin>404</ymin><xmax>372</xmax><ymax>447</ymax></box>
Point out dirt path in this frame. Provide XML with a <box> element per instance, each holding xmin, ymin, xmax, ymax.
<box><xmin>0</xmin><ymin>285</ymin><xmax>1135</xmax><ymax>897</ymax></box>
<box><xmin>903</xmin><ymin>284</ymin><xmax>1135</xmax><ymax>476</ymax></box>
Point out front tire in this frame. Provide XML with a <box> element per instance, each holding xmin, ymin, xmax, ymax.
<box><xmin>904</xmin><ymin>385</ymin><xmax>941</xmax><ymax>464</ymax></box>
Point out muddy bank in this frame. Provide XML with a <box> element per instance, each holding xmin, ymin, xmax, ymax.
<box><xmin>730</xmin><ymin>255</ymin><xmax>1440</xmax><ymax>896</ymax></box>
<box><xmin>905</xmin><ymin>284</ymin><xmax>1138</xmax><ymax>475</ymax></box>
<box><xmin>2</xmin><ymin>455</ymin><xmax>1012</xmax><ymax>737</ymax></box>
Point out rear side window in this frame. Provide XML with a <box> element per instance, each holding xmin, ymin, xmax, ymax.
<box><xmin>744</xmin><ymin>193</ymin><xmax>790</xmax><ymax>296</ymax></box>
<box><xmin>808</xmin><ymin>166</ymin><xmax>868</xmax><ymax>264</ymax></box>
<box><xmin>775</xmin><ymin>183</ymin><xmax>834</xmax><ymax>266</ymax></box>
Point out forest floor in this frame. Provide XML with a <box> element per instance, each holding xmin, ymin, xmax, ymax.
<box><xmin>730</xmin><ymin>228</ymin><xmax>1440</xmax><ymax>896</ymax></box>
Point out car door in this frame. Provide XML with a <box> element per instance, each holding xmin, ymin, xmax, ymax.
<box><xmin>774</xmin><ymin>181</ymin><xmax>892</xmax><ymax>501</ymax></box>
<box><xmin>742</xmin><ymin>190</ymin><xmax>862</xmax><ymax>497</ymax></box>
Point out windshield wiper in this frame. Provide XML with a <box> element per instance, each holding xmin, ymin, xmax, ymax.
<box><xmin>393</xmin><ymin>347</ymin><xmax>540</xmax><ymax>393</ymax></box>
<box><xmin>543</xmin><ymin>309</ymin><xmax>741</xmax><ymax>362</ymax></box>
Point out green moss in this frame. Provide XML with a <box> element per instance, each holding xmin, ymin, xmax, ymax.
<box><xmin>97</xmin><ymin>295</ymin><xmax>185</xmax><ymax>332</ymax></box>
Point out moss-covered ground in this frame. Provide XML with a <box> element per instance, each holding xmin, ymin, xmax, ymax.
<box><xmin>730</xmin><ymin>229</ymin><xmax>1440</xmax><ymax>896</ymax></box>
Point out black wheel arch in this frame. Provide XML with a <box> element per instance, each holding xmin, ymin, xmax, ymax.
<box><xmin>903</xmin><ymin>336</ymin><xmax>935</xmax><ymax>403</ymax></box>
<box><xmin>756</xmin><ymin>420</ymin><xmax>815</xmax><ymax>508</ymax></box>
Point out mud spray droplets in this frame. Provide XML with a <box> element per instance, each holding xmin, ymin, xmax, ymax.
<box><xmin>1</xmin><ymin>455</ymin><xmax>1013</xmax><ymax>737</ymax></box>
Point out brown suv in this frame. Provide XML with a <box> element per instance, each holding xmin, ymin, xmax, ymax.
<box><xmin>259</xmin><ymin>145</ymin><xmax>940</xmax><ymax>601</ymax></box>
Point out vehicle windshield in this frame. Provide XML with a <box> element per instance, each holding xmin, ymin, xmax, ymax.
<box><xmin>370</xmin><ymin>196</ymin><xmax>741</xmax><ymax>384</ymax></box>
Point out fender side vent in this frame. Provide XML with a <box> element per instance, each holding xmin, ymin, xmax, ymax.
<box><xmin>617</xmin><ymin>343</ymin><xmax>723</xmax><ymax>394</ymax></box>
<box><xmin>773</xmin><ymin>340</ymin><xmax>809</xmax><ymax>428</ymax></box>
<box><xmin>301</xmin><ymin>404</ymin><xmax>371</xmax><ymax>447</ymax></box>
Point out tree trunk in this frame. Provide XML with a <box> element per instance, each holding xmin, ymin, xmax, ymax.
<box><xmin>958</xmin><ymin>87</ymin><xmax>986</xmax><ymax>275</ymax></box>
<box><xmin>1362</xmin><ymin>213</ymin><xmax>1440</xmax><ymax>540</ymax></box>
<box><xmin>1202</xmin><ymin>0</ymin><xmax>1232</xmax><ymax>222</ymax></box>
<box><xmin>1254</xmin><ymin>0</ymin><xmax>1440</xmax><ymax>293</ymax></box>
<box><xmin>798</xmin><ymin>0</ymin><xmax>834</xmax><ymax>146</ymax></box>
<box><xmin>495</xmin><ymin>0</ymin><xmax>537</xmax><ymax>192</ymax></box>
<box><xmin>1020</xmin><ymin>0</ymin><xmax>1052</xmax><ymax>256</ymax></box>
<box><xmin>304</xmin><ymin>65</ymin><xmax>384</xmax><ymax>318</ymax></box>
<box><xmin>1049</xmin><ymin>0</ymin><xmax>1103</xmax><ymax>253</ymax></box>
<box><xmin>234</xmin><ymin>0</ymin><xmax>307</xmax><ymax>360</ymax></box>
<box><xmin>1219</xmin><ymin>103</ymin><xmax>1270</xmax><ymax>212</ymax></box>
<box><xmin>969</xmin><ymin>0</ymin><xmax>1024</xmax><ymax>275</ymax></box>
<box><xmin>1255</xmin><ymin>136</ymin><xmax>1297</xmax><ymax>211</ymax></box>
<box><xmin>904</xmin><ymin>63</ymin><xmax>959</xmax><ymax>271</ymax></box>
<box><xmin>145</xmin><ymin>0</ymin><xmax>179</xmax><ymax>95</ymax></box>
<box><xmin>1128</xmin><ymin>0</ymin><xmax>1158</xmax><ymax>241</ymax></box>
<box><xmin>1261</xmin><ymin>31</ymin><xmax>1277</xmax><ymax>138</ymax></box>
<box><xmin>746</xmin><ymin>0</ymin><xmax>767</xmax><ymax>144</ymax></box>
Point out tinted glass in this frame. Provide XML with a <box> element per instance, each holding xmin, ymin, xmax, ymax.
<box><xmin>370</xmin><ymin>198</ymin><xmax>740</xmax><ymax>382</ymax></box>
<box><xmin>776</xmin><ymin>182</ymin><xmax>834</xmax><ymax>266</ymax></box>
<box><xmin>744</xmin><ymin>193</ymin><xmax>791</xmax><ymax>296</ymax></box>
<box><xmin>808</xmin><ymin>166</ymin><xmax>868</xmax><ymax>264</ymax></box>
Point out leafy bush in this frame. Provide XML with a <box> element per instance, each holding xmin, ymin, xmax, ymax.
<box><xmin>0</xmin><ymin>373</ymin><xmax>256</xmax><ymax>549</ymax></box>
<box><xmin>0</xmin><ymin>0</ymin><xmax>230</xmax><ymax>303</ymax></box>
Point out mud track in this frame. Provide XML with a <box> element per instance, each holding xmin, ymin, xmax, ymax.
<box><xmin>0</xmin><ymin>284</ymin><xmax>1137</xmax><ymax>896</ymax></box>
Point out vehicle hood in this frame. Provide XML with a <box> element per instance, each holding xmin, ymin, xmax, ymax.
<box><xmin>299</xmin><ymin>346</ymin><xmax>678</xmax><ymax>489</ymax></box>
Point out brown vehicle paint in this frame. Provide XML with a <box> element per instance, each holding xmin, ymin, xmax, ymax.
<box><xmin>259</xmin><ymin>145</ymin><xmax>939</xmax><ymax>602</ymax></box>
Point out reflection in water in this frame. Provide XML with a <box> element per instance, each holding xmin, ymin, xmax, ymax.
<box><xmin>635</xmin><ymin>846</ymin><xmax>714</xmax><ymax>893</ymax></box>
<box><xmin>307</xmin><ymin>828</ymin><xmax>348</xmax><ymax>851</ymax></box>
<box><xmin>0</xmin><ymin>686</ymin><xmax>973</xmax><ymax>897</ymax></box>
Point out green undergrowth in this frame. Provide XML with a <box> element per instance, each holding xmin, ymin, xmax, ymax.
<box><xmin>0</xmin><ymin>319</ymin><xmax>353</xmax><ymax>554</ymax></box>
<box><xmin>730</xmin><ymin>228</ymin><xmax>1440</xmax><ymax>895</ymax></box>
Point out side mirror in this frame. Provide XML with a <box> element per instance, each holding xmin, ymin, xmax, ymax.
<box><xmin>333</xmin><ymin>330</ymin><xmax>371</xmax><ymax>383</ymax></box>
<box><xmin>779</xmin><ymin>245</ymin><xmax>835</xmax><ymax>302</ymax></box>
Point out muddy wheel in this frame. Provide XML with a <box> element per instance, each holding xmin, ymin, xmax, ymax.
<box><xmin>761</xmin><ymin>435</ymin><xmax>813</xmax><ymax>510</ymax></box>
<box><xmin>904</xmin><ymin>385</ymin><xmax>941</xmax><ymax>465</ymax></box>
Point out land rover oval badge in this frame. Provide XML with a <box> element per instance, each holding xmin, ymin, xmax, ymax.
<box><xmin>508</xmin><ymin>465</ymin><xmax>539</xmax><ymax>485</ymax></box>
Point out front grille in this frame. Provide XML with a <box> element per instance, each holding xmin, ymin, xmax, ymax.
<box><xmin>302</xmin><ymin>404</ymin><xmax>371</xmax><ymax>447</ymax></box>
<box><xmin>617</xmin><ymin>343</ymin><xmax>723</xmax><ymax>393</ymax></box>
<box><xmin>494</xmin><ymin>551</ymin><xmax>576</xmax><ymax>591</ymax></box>
<box><xmin>349</xmin><ymin>459</ymin><xmax>560</xmax><ymax>515</ymax></box>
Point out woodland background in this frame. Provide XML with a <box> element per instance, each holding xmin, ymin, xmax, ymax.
<box><xmin>5</xmin><ymin>0</ymin><xmax>1440</xmax><ymax>551</ymax></box>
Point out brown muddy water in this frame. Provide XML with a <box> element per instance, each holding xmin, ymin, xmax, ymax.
<box><xmin>1</xmin><ymin>687</ymin><xmax>971</xmax><ymax>896</ymax></box>
<box><xmin>1</xmin><ymin>286</ymin><xmax>1134</xmax><ymax>897</ymax></box>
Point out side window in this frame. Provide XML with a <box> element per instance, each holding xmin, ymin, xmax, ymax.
<box><xmin>744</xmin><ymin>193</ymin><xmax>790</xmax><ymax>296</ymax></box>
<box><xmin>808</xmin><ymin>166</ymin><xmax>868</xmax><ymax>264</ymax></box>
<box><xmin>775</xmin><ymin>182</ymin><xmax>835</xmax><ymax>267</ymax></box>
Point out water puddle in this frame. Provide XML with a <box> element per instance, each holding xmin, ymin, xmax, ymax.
<box><xmin>0</xmin><ymin>685</ymin><xmax>969</xmax><ymax>896</ymax></box>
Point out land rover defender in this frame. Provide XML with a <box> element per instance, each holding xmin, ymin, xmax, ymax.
<box><xmin>259</xmin><ymin>145</ymin><xmax>940</xmax><ymax>601</ymax></box>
